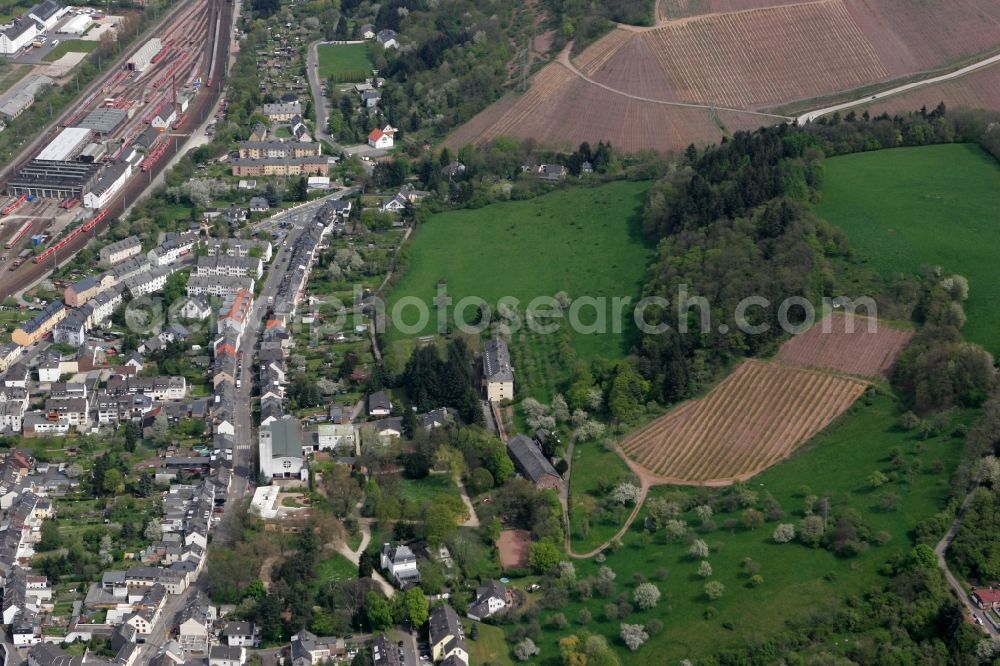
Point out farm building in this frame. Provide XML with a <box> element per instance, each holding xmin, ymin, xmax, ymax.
<box><xmin>28</xmin><ymin>1</ymin><xmax>69</xmax><ymax>31</ymax></box>
<box><xmin>83</xmin><ymin>161</ymin><xmax>131</xmax><ymax>209</ymax></box>
<box><xmin>36</xmin><ymin>127</ymin><xmax>92</xmax><ymax>162</ymax></box>
<box><xmin>0</xmin><ymin>74</ymin><xmax>53</xmax><ymax>119</ymax></box>
<box><xmin>7</xmin><ymin>160</ymin><xmax>100</xmax><ymax>198</ymax></box>
<box><xmin>128</xmin><ymin>38</ymin><xmax>163</xmax><ymax>72</ymax></box>
<box><xmin>0</xmin><ymin>19</ymin><xmax>38</xmax><ymax>55</ymax></box>
<box><xmin>76</xmin><ymin>108</ymin><xmax>128</xmax><ymax>136</ymax></box>
<box><xmin>506</xmin><ymin>434</ymin><xmax>563</xmax><ymax>490</ymax></box>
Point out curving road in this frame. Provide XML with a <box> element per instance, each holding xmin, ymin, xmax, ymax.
<box><xmin>796</xmin><ymin>52</ymin><xmax>1000</xmax><ymax>124</ymax></box>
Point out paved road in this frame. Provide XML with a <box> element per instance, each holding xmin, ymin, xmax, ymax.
<box><xmin>935</xmin><ymin>488</ymin><xmax>997</xmax><ymax>635</ymax></box>
<box><xmin>797</xmin><ymin>52</ymin><xmax>1000</xmax><ymax>124</ymax></box>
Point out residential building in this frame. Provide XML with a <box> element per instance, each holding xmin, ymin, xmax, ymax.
<box><xmin>429</xmin><ymin>604</ymin><xmax>468</xmax><ymax>664</ymax></box>
<box><xmin>222</xmin><ymin>621</ymin><xmax>255</xmax><ymax>647</ymax></box>
<box><xmin>367</xmin><ymin>125</ymin><xmax>396</xmax><ymax>149</ymax></box>
<box><xmin>99</xmin><ymin>235</ymin><xmax>143</xmax><ymax>267</ymax></box>
<box><xmin>263</xmin><ymin>101</ymin><xmax>301</xmax><ymax>122</ymax></box>
<box><xmin>372</xmin><ymin>633</ymin><xmax>401</xmax><ymax>666</ymax></box>
<box><xmin>376</xmin><ymin>29</ymin><xmax>398</xmax><ymax>48</ymax></box>
<box><xmin>238</xmin><ymin>140</ymin><xmax>321</xmax><ymax>159</ymax></box>
<box><xmin>187</xmin><ymin>275</ymin><xmax>255</xmax><ymax>298</ymax></box>
<box><xmin>316</xmin><ymin>424</ymin><xmax>356</xmax><ymax>451</ymax></box>
<box><xmin>179</xmin><ymin>296</ymin><xmax>212</xmax><ymax>321</ymax></box>
<box><xmin>482</xmin><ymin>337</ymin><xmax>514</xmax><ymax>402</ymax></box>
<box><xmin>209</xmin><ymin>645</ymin><xmax>246</xmax><ymax>666</ymax></box>
<box><xmin>230</xmin><ymin>156</ymin><xmax>328</xmax><ymax>177</ymax></box>
<box><xmin>467</xmin><ymin>579</ymin><xmax>509</xmax><ymax>620</ymax></box>
<box><xmin>196</xmin><ymin>255</ymin><xmax>264</xmax><ymax>280</ymax></box>
<box><xmin>12</xmin><ymin>301</ymin><xmax>66</xmax><ymax>346</ymax></box>
<box><xmin>368</xmin><ymin>390</ymin><xmax>391</xmax><ymax>417</ymax></box>
<box><xmin>380</xmin><ymin>543</ymin><xmax>420</xmax><ymax>585</ymax></box>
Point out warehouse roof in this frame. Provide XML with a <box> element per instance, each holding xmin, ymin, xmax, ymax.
<box><xmin>37</xmin><ymin>127</ymin><xmax>92</xmax><ymax>162</ymax></box>
<box><xmin>77</xmin><ymin>108</ymin><xmax>128</xmax><ymax>134</ymax></box>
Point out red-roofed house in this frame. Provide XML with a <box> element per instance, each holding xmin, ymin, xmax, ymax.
<box><xmin>367</xmin><ymin>125</ymin><xmax>396</xmax><ymax>149</ymax></box>
<box><xmin>972</xmin><ymin>588</ymin><xmax>1000</xmax><ymax>609</ymax></box>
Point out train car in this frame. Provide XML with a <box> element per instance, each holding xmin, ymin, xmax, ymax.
<box><xmin>5</xmin><ymin>220</ymin><xmax>33</xmax><ymax>249</ymax></box>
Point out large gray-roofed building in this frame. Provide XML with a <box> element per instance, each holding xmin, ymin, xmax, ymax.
<box><xmin>7</xmin><ymin>160</ymin><xmax>100</xmax><ymax>198</ymax></box>
<box><xmin>76</xmin><ymin>108</ymin><xmax>128</xmax><ymax>136</ymax></box>
<box><xmin>506</xmin><ymin>434</ymin><xmax>563</xmax><ymax>490</ymax></box>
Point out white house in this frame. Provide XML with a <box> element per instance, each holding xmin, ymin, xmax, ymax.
<box><xmin>209</xmin><ymin>645</ymin><xmax>246</xmax><ymax>666</ymax></box>
<box><xmin>316</xmin><ymin>424</ymin><xmax>356</xmax><ymax>451</ymax></box>
<box><xmin>376</xmin><ymin>29</ymin><xmax>398</xmax><ymax>49</ymax></box>
<box><xmin>367</xmin><ymin>125</ymin><xmax>396</xmax><ymax>149</ymax></box>
<box><xmin>380</xmin><ymin>543</ymin><xmax>420</xmax><ymax>586</ymax></box>
<box><xmin>466</xmin><ymin>580</ymin><xmax>508</xmax><ymax>620</ymax></box>
<box><xmin>222</xmin><ymin>621</ymin><xmax>255</xmax><ymax>647</ymax></box>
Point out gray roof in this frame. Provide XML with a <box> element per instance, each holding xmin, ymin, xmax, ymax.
<box><xmin>265</xmin><ymin>416</ymin><xmax>302</xmax><ymax>458</ymax></box>
<box><xmin>507</xmin><ymin>434</ymin><xmax>560</xmax><ymax>485</ymax></box>
<box><xmin>483</xmin><ymin>337</ymin><xmax>513</xmax><ymax>382</ymax></box>
<box><xmin>428</xmin><ymin>604</ymin><xmax>466</xmax><ymax>654</ymax></box>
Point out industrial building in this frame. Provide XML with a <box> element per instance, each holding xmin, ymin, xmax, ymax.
<box><xmin>83</xmin><ymin>161</ymin><xmax>131</xmax><ymax>209</ymax></box>
<box><xmin>36</xmin><ymin>127</ymin><xmax>92</xmax><ymax>162</ymax></box>
<box><xmin>0</xmin><ymin>74</ymin><xmax>53</xmax><ymax>119</ymax></box>
<box><xmin>7</xmin><ymin>160</ymin><xmax>99</xmax><ymax>198</ymax></box>
<box><xmin>76</xmin><ymin>108</ymin><xmax>128</xmax><ymax>136</ymax></box>
<box><xmin>78</xmin><ymin>142</ymin><xmax>108</xmax><ymax>163</ymax></box>
<box><xmin>128</xmin><ymin>38</ymin><xmax>163</xmax><ymax>73</ymax></box>
<box><xmin>0</xmin><ymin>19</ymin><xmax>38</xmax><ymax>55</ymax></box>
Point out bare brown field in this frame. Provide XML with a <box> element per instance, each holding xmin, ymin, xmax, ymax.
<box><xmin>620</xmin><ymin>360</ymin><xmax>867</xmax><ymax>484</ymax></box>
<box><xmin>776</xmin><ymin>313</ymin><xmax>913</xmax><ymax>378</ymax></box>
<box><xmin>444</xmin><ymin>61</ymin><xmax>767</xmax><ymax>154</ymax></box>
<box><xmin>657</xmin><ymin>0</ymin><xmax>797</xmax><ymax>20</ymax></box>
<box><xmin>594</xmin><ymin>1</ymin><xmax>889</xmax><ymax>108</ymax></box>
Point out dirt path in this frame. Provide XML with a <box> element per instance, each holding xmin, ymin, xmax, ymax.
<box><xmin>333</xmin><ymin>516</ymin><xmax>396</xmax><ymax>597</ymax></box>
<box><xmin>556</xmin><ymin>44</ymin><xmax>791</xmax><ymax>120</ymax></box>
<box><xmin>562</xmin><ymin>442</ymin><xmax>655</xmax><ymax>559</ymax></box>
<box><xmin>456</xmin><ymin>477</ymin><xmax>481</xmax><ymax>528</ymax></box>
<box><xmin>935</xmin><ymin>488</ymin><xmax>996</xmax><ymax>635</ymax></box>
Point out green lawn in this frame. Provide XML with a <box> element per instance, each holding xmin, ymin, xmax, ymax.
<box><xmin>816</xmin><ymin>143</ymin><xmax>1000</xmax><ymax>354</ymax></box>
<box><xmin>317</xmin><ymin>42</ymin><xmax>373</xmax><ymax>80</ymax></box>
<box><xmin>397</xmin><ymin>473</ymin><xmax>461</xmax><ymax>505</ymax></box>
<box><xmin>316</xmin><ymin>553</ymin><xmax>357</xmax><ymax>583</ymax></box>
<box><xmin>386</xmin><ymin>181</ymin><xmax>654</xmax><ymax>399</ymax></box>
<box><xmin>568</xmin><ymin>438</ymin><xmax>635</xmax><ymax>553</ymax></box>
<box><xmin>463</xmin><ymin>619</ymin><xmax>514</xmax><ymax>665</ymax></box>
<box><xmin>520</xmin><ymin>391</ymin><xmax>971</xmax><ymax>662</ymax></box>
<box><xmin>43</xmin><ymin>40</ymin><xmax>98</xmax><ymax>62</ymax></box>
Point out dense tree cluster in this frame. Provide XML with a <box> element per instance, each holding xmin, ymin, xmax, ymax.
<box><xmin>401</xmin><ymin>339</ymin><xmax>483</xmax><ymax>424</ymax></box>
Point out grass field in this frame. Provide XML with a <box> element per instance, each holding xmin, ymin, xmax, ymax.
<box><xmin>816</xmin><ymin>143</ymin><xmax>1000</xmax><ymax>355</ymax></box>
<box><xmin>463</xmin><ymin>619</ymin><xmax>514</xmax><ymax>665</ymax></box>
<box><xmin>397</xmin><ymin>473</ymin><xmax>461</xmax><ymax>506</ymax></box>
<box><xmin>43</xmin><ymin>40</ymin><xmax>98</xmax><ymax>62</ymax></box>
<box><xmin>317</xmin><ymin>42</ymin><xmax>372</xmax><ymax>80</ymax></box>
<box><xmin>568</xmin><ymin>438</ymin><xmax>635</xmax><ymax>553</ymax></box>
<box><xmin>385</xmin><ymin>181</ymin><xmax>654</xmax><ymax>399</ymax></box>
<box><xmin>521</xmin><ymin>391</ymin><xmax>971</xmax><ymax>661</ymax></box>
<box><xmin>316</xmin><ymin>553</ymin><xmax>357</xmax><ymax>584</ymax></box>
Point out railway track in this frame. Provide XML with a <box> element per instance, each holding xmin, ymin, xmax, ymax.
<box><xmin>0</xmin><ymin>0</ymin><xmax>233</xmax><ymax>299</ymax></box>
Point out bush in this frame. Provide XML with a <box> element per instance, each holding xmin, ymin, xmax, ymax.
<box><xmin>704</xmin><ymin>581</ymin><xmax>726</xmax><ymax>600</ymax></box>
<box><xmin>633</xmin><ymin>582</ymin><xmax>661</xmax><ymax>609</ymax></box>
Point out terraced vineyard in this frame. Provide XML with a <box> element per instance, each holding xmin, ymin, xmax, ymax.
<box><xmin>621</xmin><ymin>360</ymin><xmax>867</xmax><ymax>484</ymax></box>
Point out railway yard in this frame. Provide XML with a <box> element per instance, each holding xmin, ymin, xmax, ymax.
<box><xmin>0</xmin><ymin>0</ymin><xmax>232</xmax><ymax>299</ymax></box>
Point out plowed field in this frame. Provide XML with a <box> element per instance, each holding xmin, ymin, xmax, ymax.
<box><xmin>621</xmin><ymin>360</ymin><xmax>867</xmax><ymax>484</ymax></box>
<box><xmin>776</xmin><ymin>313</ymin><xmax>912</xmax><ymax>377</ymax></box>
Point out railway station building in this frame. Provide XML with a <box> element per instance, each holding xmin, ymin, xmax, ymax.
<box><xmin>7</xmin><ymin>160</ymin><xmax>100</xmax><ymax>199</ymax></box>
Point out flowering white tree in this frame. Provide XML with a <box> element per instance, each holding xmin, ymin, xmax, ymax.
<box><xmin>633</xmin><ymin>582</ymin><xmax>661</xmax><ymax>610</ymax></box>
<box><xmin>689</xmin><ymin>539</ymin><xmax>709</xmax><ymax>559</ymax></box>
<box><xmin>620</xmin><ymin>624</ymin><xmax>649</xmax><ymax>651</ymax></box>
<box><xmin>772</xmin><ymin>523</ymin><xmax>796</xmax><ymax>544</ymax></box>
<box><xmin>611</xmin><ymin>482</ymin><xmax>642</xmax><ymax>505</ymax></box>
<box><xmin>697</xmin><ymin>560</ymin><xmax>713</xmax><ymax>578</ymax></box>
<box><xmin>513</xmin><ymin>639</ymin><xmax>539</xmax><ymax>661</ymax></box>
